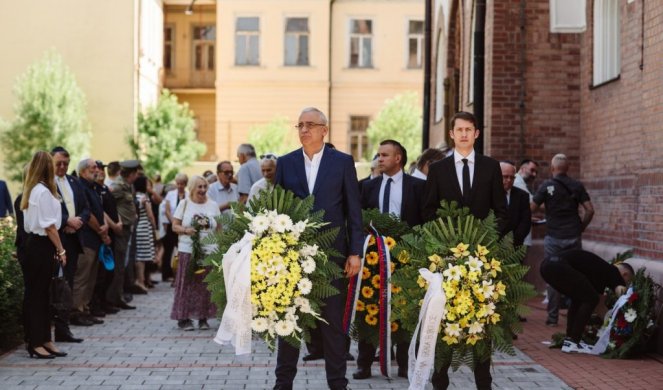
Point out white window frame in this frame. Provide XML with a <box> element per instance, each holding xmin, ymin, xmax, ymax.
<box><xmin>235</xmin><ymin>16</ymin><xmax>260</xmax><ymax>66</ymax></box>
<box><xmin>407</xmin><ymin>19</ymin><xmax>425</xmax><ymax>69</ymax></box>
<box><xmin>349</xmin><ymin>18</ymin><xmax>374</xmax><ymax>68</ymax></box>
<box><xmin>550</xmin><ymin>0</ymin><xmax>587</xmax><ymax>33</ymax></box>
<box><xmin>593</xmin><ymin>0</ymin><xmax>620</xmax><ymax>85</ymax></box>
<box><xmin>284</xmin><ymin>17</ymin><xmax>310</xmax><ymax>66</ymax></box>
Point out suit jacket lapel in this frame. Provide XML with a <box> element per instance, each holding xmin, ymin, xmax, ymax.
<box><xmin>372</xmin><ymin>177</ymin><xmax>383</xmax><ymax>210</ymax></box>
<box><xmin>446</xmin><ymin>158</ymin><xmax>463</xmax><ymax>199</ymax></box>
<box><xmin>400</xmin><ymin>175</ymin><xmax>408</xmax><ymax>217</ymax></box>
<box><xmin>469</xmin><ymin>155</ymin><xmax>483</xmax><ymax>205</ymax></box>
<box><xmin>312</xmin><ymin>147</ymin><xmax>331</xmax><ymax>196</ymax></box>
<box><xmin>293</xmin><ymin>149</ymin><xmax>309</xmax><ymax>196</ymax></box>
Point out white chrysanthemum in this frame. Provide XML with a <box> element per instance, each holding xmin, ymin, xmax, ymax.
<box><xmin>445</xmin><ymin>323</ymin><xmax>461</xmax><ymax>337</ymax></box>
<box><xmin>294</xmin><ymin>297</ymin><xmax>312</xmax><ymax>313</ymax></box>
<box><xmin>468</xmin><ymin>321</ymin><xmax>484</xmax><ymax>335</ymax></box>
<box><xmin>298</xmin><ymin>278</ymin><xmax>313</xmax><ymax>295</ymax></box>
<box><xmin>292</xmin><ymin>220</ymin><xmax>307</xmax><ymax>235</ymax></box>
<box><xmin>624</xmin><ymin>308</ymin><xmax>637</xmax><ymax>323</ymax></box>
<box><xmin>274</xmin><ymin>320</ymin><xmax>295</xmax><ymax>337</ymax></box>
<box><xmin>273</xmin><ymin>214</ymin><xmax>293</xmax><ymax>233</ymax></box>
<box><xmin>300</xmin><ymin>244</ymin><xmax>319</xmax><ymax>258</ymax></box>
<box><xmin>252</xmin><ymin>317</ymin><xmax>269</xmax><ymax>333</ymax></box>
<box><xmin>250</xmin><ymin>215</ymin><xmax>270</xmax><ymax>235</ymax></box>
<box><xmin>467</xmin><ymin>256</ymin><xmax>483</xmax><ymax>273</ymax></box>
<box><xmin>302</xmin><ymin>259</ymin><xmax>316</xmax><ymax>274</ymax></box>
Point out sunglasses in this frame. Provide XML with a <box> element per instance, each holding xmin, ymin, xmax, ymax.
<box><xmin>260</xmin><ymin>154</ymin><xmax>277</xmax><ymax>160</ymax></box>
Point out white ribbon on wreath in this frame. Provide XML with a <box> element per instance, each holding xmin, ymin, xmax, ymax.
<box><xmin>213</xmin><ymin>231</ymin><xmax>255</xmax><ymax>355</ymax></box>
<box><xmin>408</xmin><ymin>269</ymin><xmax>447</xmax><ymax>390</ymax></box>
<box><xmin>590</xmin><ymin>286</ymin><xmax>633</xmax><ymax>355</ymax></box>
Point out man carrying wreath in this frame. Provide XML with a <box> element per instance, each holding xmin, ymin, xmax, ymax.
<box><xmin>422</xmin><ymin>111</ymin><xmax>507</xmax><ymax>390</ymax></box>
<box><xmin>273</xmin><ymin>107</ymin><xmax>364</xmax><ymax>390</ymax></box>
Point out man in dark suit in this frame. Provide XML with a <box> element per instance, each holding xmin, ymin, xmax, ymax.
<box><xmin>422</xmin><ymin>112</ymin><xmax>506</xmax><ymax>390</ymax></box>
<box><xmin>500</xmin><ymin>161</ymin><xmax>531</xmax><ymax>247</ymax></box>
<box><xmin>273</xmin><ymin>107</ymin><xmax>363</xmax><ymax>390</ymax></box>
<box><xmin>52</xmin><ymin>146</ymin><xmax>91</xmax><ymax>339</ymax></box>
<box><xmin>354</xmin><ymin>139</ymin><xmax>425</xmax><ymax>380</ymax></box>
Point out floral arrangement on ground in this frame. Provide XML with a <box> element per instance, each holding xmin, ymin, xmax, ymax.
<box><xmin>0</xmin><ymin>216</ymin><xmax>24</xmax><ymax>350</ymax></box>
<box><xmin>204</xmin><ymin>186</ymin><xmax>342</xmax><ymax>349</ymax></box>
<box><xmin>351</xmin><ymin>208</ymin><xmax>412</xmax><ymax>347</ymax></box>
<box><xmin>391</xmin><ymin>201</ymin><xmax>535</xmax><ymax>370</ymax></box>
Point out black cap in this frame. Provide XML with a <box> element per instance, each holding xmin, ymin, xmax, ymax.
<box><xmin>119</xmin><ymin>160</ymin><xmax>140</xmax><ymax>169</ymax></box>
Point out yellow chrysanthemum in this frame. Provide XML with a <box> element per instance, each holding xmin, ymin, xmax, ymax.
<box><xmin>368</xmin><ymin>236</ymin><xmax>376</xmax><ymax>246</ymax></box>
<box><xmin>371</xmin><ymin>275</ymin><xmax>381</xmax><ymax>289</ymax></box>
<box><xmin>391</xmin><ymin>322</ymin><xmax>399</xmax><ymax>332</ymax></box>
<box><xmin>361</xmin><ymin>286</ymin><xmax>375</xmax><ymax>299</ymax></box>
<box><xmin>356</xmin><ymin>300</ymin><xmax>365</xmax><ymax>312</ymax></box>
<box><xmin>366</xmin><ymin>251</ymin><xmax>379</xmax><ymax>265</ymax></box>
<box><xmin>362</xmin><ymin>267</ymin><xmax>371</xmax><ymax>280</ymax></box>
<box><xmin>385</xmin><ymin>236</ymin><xmax>396</xmax><ymax>250</ymax></box>
<box><xmin>366</xmin><ymin>303</ymin><xmax>379</xmax><ymax>315</ymax></box>
<box><xmin>365</xmin><ymin>314</ymin><xmax>378</xmax><ymax>326</ymax></box>
<box><xmin>390</xmin><ymin>261</ymin><xmax>395</xmax><ymax>274</ymax></box>
<box><xmin>391</xmin><ymin>284</ymin><xmax>402</xmax><ymax>294</ymax></box>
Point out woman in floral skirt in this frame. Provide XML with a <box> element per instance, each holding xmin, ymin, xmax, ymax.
<box><xmin>170</xmin><ymin>175</ymin><xmax>220</xmax><ymax>330</ymax></box>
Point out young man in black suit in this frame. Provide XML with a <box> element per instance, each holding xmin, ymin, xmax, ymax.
<box><xmin>422</xmin><ymin>111</ymin><xmax>507</xmax><ymax>390</ymax></box>
<box><xmin>354</xmin><ymin>139</ymin><xmax>425</xmax><ymax>380</ymax></box>
<box><xmin>500</xmin><ymin>161</ymin><xmax>531</xmax><ymax>247</ymax></box>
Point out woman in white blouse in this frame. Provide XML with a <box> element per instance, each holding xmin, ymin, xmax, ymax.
<box><xmin>20</xmin><ymin>151</ymin><xmax>68</xmax><ymax>359</ymax></box>
<box><xmin>170</xmin><ymin>175</ymin><xmax>219</xmax><ymax>331</ymax></box>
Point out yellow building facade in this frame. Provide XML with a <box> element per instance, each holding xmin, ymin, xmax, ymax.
<box><xmin>0</xmin><ymin>0</ymin><xmax>423</xmax><ymax>192</ymax></box>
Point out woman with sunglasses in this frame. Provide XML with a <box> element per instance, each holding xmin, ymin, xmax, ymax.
<box><xmin>170</xmin><ymin>176</ymin><xmax>220</xmax><ymax>331</ymax></box>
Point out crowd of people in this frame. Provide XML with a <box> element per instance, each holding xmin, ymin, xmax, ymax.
<box><xmin>1</xmin><ymin>107</ymin><xmax>633</xmax><ymax>390</ymax></box>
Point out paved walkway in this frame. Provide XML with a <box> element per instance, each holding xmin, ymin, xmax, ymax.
<box><xmin>0</xmin><ymin>281</ymin><xmax>571</xmax><ymax>390</ymax></box>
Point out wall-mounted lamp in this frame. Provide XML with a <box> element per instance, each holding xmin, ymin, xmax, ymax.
<box><xmin>185</xmin><ymin>0</ymin><xmax>196</xmax><ymax>15</ymax></box>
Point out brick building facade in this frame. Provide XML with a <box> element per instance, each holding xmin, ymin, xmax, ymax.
<box><xmin>430</xmin><ymin>0</ymin><xmax>663</xmax><ymax>350</ymax></box>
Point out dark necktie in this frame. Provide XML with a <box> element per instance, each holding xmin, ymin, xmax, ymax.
<box><xmin>462</xmin><ymin>159</ymin><xmax>471</xmax><ymax>205</ymax></box>
<box><xmin>382</xmin><ymin>178</ymin><xmax>393</xmax><ymax>214</ymax></box>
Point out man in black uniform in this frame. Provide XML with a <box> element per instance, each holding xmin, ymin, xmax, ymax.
<box><xmin>531</xmin><ymin>153</ymin><xmax>594</xmax><ymax>326</ymax></box>
<box><xmin>540</xmin><ymin>249</ymin><xmax>633</xmax><ymax>353</ymax></box>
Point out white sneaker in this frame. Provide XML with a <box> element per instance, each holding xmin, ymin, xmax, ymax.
<box><xmin>561</xmin><ymin>339</ymin><xmax>592</xmax><ymax>354</ymax></box>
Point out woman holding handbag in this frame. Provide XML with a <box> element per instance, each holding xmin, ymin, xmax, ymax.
<box><xmin>170</xmin><ymin>175</ymin><xmax>219</xmax><ymax>331</ymax></box>
<box><xmin>20</xmin><ymin>151</ymin><xmax>68</xmax><ymax>359</ymax></box>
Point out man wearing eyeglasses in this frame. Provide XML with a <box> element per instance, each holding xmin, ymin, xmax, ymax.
<box><xmin>273</xmin><ymin>107</ymin><xmax>363</xmax><ymax>390</ymax></box>
<box><xmin>500</xmin><ymin>161</ymin><xmax>531</xmax><ymax>248</ymax></box>
<box><xmin>247</xmin><ymin>154</ymin><xmax>277</xmax><ymax>204</ymax></box>
<box><xmin>207</xmin><ymin>160</ymin><xmax>239</xmax><ymax>215</ymax></box>
<box><xmin>236</xmin><ymin>143</ymin><xmax>263</xmax><ymax>205</ymax></box>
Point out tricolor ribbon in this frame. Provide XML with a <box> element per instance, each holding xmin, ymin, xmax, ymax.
<box><xmin>590</xmin><ymin>286</ymin><xmax>634</xmax><ymax>355</ymax></box>
<box><xmin>342</xmin><ymin>223</ymin><xmax>392</xmax><ymax>377</ymax></box>
<box><xmin>408</xmin><ymin>269</ymin><xmax>446</xmax><ymax>390</ymax></box>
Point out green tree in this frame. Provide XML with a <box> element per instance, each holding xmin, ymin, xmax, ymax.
<box><xmin>130</xmin><ymin>90</ymin><xmax>206</xmax><ymax>183</ymax></box>
<box><xmin>366</xmin><ymin>91</ymin><xmax>422</xmax><ymax>161</ymax></box>
<box><xmin>248</xmin><ymin>116</ymin><xmax>298</xmax><ymax>157</ymax></box>
<box><xmin>0</xmin><ymin>50</ymin><xmax>91</xmax><ymax>182</ymax></box>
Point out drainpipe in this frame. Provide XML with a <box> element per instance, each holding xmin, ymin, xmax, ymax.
<box><xmin>328</xmin><ymin>0</ymin><xmax>335</xmax><ymax>141</ymax></box>
<box><xmin>422</xmin><ymin>0</ymin><xmax>432</xmax><ymax>149</ymax></box>
<box><xmin>473</xmin><ymin>0</ymin><xmax>486</xmax><ymax>154</ymax></box>
<box><xmin>518</xmin><ymin>0</ymin><xmax>526</xmax><ymax>159</ymax></box>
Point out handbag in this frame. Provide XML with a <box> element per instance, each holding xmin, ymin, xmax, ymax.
<box><xmin>170</xmin><ymin>199</ymin><xmax>188</xmax><ymax>272</ymax></box>
<box><xmin>49</xmin><ymin>263</ymin><xmax>72</xmax><ymax>314</ymax></box>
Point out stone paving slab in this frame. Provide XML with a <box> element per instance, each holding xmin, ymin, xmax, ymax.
<box><xmin>0</xmin><ymin>280</ymin><xmax>571</xmax><ymax>389</ymax></box>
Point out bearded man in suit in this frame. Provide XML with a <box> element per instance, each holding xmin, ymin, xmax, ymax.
<box><xmin>422</xmin><ymin>111</ymin><xmax>507</xmax><ymax>390</ymax></box>
<box><xmin>273</xmin><ymin>107</ymin><xmax>363</xmax><ymax>390</ymax></box>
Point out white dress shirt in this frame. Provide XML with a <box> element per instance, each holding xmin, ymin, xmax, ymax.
<box><xmin>303</xmin><ymin>145</ymin><xmax>325</xmax><ymax>194</ymax></box>
<box><xmin>513</xmin><ymin>173</ymin><xmax>533</xmax><ymax>246</ymax></box>
<box><xmin>55</xmin><ymin>175</ymin><xmax>75</xmax><ymax>217</ymax></box>
<box><xmin>379</xmin><ymin>170</ymin><xmax>404</xmax><ymax>217</ymax></box>
<box><xmin>207</xmin><ymin>181</ymin><xmax>239</xmax><ymax>215</ymax></box>
<box><xmin>453</xmin><ymin>149</ymin><xmax>475</xmax><ymax>195</ymax></box>
<box><xmin>411</xmin><ymin>168</ymin><xmax>427</xmax><ymax>180</ymax></box>
<box><xmin>247</xmin><ymin>178</ymin><xmax>273</xmax><ymax>203</ymax></box>
<box><xmin>24</xmin><ymin>183</ymin><xmax>62</xmax><ymax>236</ymax></box>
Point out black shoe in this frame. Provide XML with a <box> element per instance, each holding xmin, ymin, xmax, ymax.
<box><xmin>54</xmin><ymin>333</ymin><xmax>84</xmax><ymax>343</ymax></box>
<box><xmin>86</xmin><ymin>316</ymin><xmax>104</xmax><ymax>325</ymax></box>
<box><xmin>43</xmin><ymin>345</ymin><xmax>68</xmax><ymax>357</ymax></box>
<box><xmin>27</xmin><ymin>346</ymin><xmax>54</xmax><ymax>359</ymax></box>
<box><xmin>117</xmin><ymin>301</ymin><xmax>136</xmax><ymax>310</ymax></box>
<box><xmin>519</xmin><ymin>315</ymin><xmax>527</xmax><ymax>322</ymax></box>
<box><xmin>398</xmin><ymin>368</ymin><xmax>408</xmax><ymax>378</ymax></box>
<box><xmin>70</xmin><ymin>316</ymin><xmax>94</xmax><ymax>326</ymax></box>
<box><xmin>345</xmin><ymin>352</ymin><xmax>354</xmax><ymax>361</ymax></box>
<box><xmin>90</xmin><ymin>308</ymin><xmax>106</xmax><ymax>317</ymax></box>
<box><xmin>302</xmin><ymin>353</ymin><xmax>323</xmax><ymax>361</ymax></box>
<box><xmin>352</xmin><ymin>367</ymin><xmax>372</xmax><ymax>380</ymax></box>
<box><xmin>123</xmin><ymin>293</ymin><xmax>134</xmax><ymax>303</ymax></box>
<box><xmin>545</xmin><ymin>319</ymin><xmax>558</xmax><ymax>327</ymax></box>
<box><xmin>272</xmin><ymin>386</ymin><xmax>293</xmax><ymax>390</ymax></box>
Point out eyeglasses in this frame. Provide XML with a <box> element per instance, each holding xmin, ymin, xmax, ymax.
<box><xmin>55</xmin><ymin>161</ymin><xmax>69</xmax><ymax>167</ymax></box>
<box><xmin>294</xmin><ymin>122</ymin><xmax>326</xmax><ymax>131</ymax></box>
<box><xmin>260</xmin><ymin>154</ymin><xmax>278</xmax><ymax>160</ymax></box>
